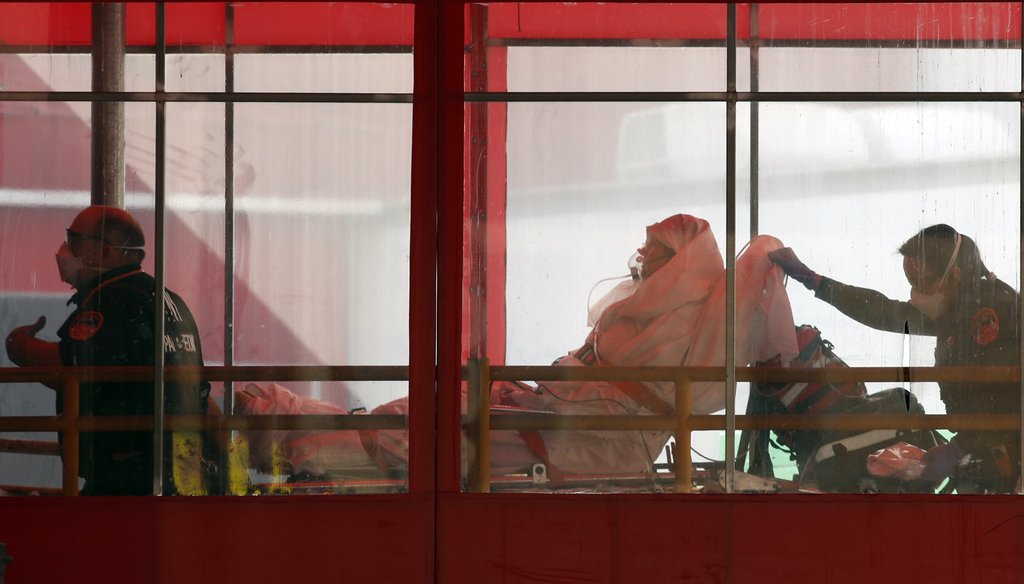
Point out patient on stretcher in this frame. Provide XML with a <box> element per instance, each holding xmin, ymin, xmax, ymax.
<box><xmin>234</xmin><ymin>214</ymin><xmax>800</xmax><ymax>483</ymax></box>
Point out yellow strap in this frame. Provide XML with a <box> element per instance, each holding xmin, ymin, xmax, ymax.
<box><xmin>268</xmin><ymin>440</ymin><xmax>291</xmax><ymax>494</ymax></box>
<box><xmin>226</xmin><ymin>435</ymin><xmax>252</xmax><ymax>496</ymax></box>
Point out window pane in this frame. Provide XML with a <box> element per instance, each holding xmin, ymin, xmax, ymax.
<box><xmin>0</xmin><ymin>1</ymin><xmax>415</xmax><ymax>495</ymax></box>
<box><xmin>469</xmin><ymin>3</ymin><xmax>728</xmax><ymax>93</ymax></box>
<box><xmin>0</xmin><ymin>430</ymin><xmax>65</xmax><ymax>495</ymax></box>
<box><xmin>0</xmin><ymin>101</ymin><xmax>87</xmax><ymax>492</ymax></box>
<box><xmin>235</xmin><ymin>53</ymin><xmax>413</xmax><ymax>93</ymax></box>
<box><xmin>230</xmin><ymin>102</ymin><xmax>412</xmax><ymax>490</ymax></box>
<box><xmin>465</xmin><ymin>2</ymin><xmax>1023</xmax><ymax>495</ymax></box>
<box><xmin>465</xmin><ymin>100</ymin><xmax>728</xmax><ymax>492</ymax></box>
<box><xmin>165</xmin><ymin>53</ymin><xmax>225</xmax><ymax>94</ymax></box>
<box><xmin>0</xmin><ymin>3</ymin><xmax>156</xmax><ymax>93</ymax></box>
<box><xmin>0</xmin><ymin>54</ymin><xmax>93</xmax><ymax>92</ymax></box>
<box><xmin>233</xmin><ymin>3</ymin><xmax>414</xmax><ymax>93</ymax></box>
<box><xmin>750</xmin><ymin>101</ymin><xmax>1020</xmax><ymax>493</ymax></box>
<box><xmin>743</xmin><ymin>3</ymin><xmax>1022</xmax><ymax>92</ymax></box>
<box><xmin>504</xmin><ymin>102</ymin><xmax>727</xmax><ymax>359</ymax></box>
<box><xmin>0</xmin><ymin>101</ymin><xmax>175</xmax><ymax>495</ymax></box>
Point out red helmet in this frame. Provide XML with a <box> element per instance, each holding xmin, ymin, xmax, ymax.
<box><xmin>67</xmin><ymin>205</ymin><xmax>145</xmax><ymax>249</ymax></box>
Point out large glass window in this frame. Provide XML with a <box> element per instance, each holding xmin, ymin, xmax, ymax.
<box><xmin>0</xmin><ymin>1</ymin><xmax>1021</xmax><ymax>499</ymax></box>
<box><xmin>462</xmin><ymin>2</ymin><xmax>1023</xmax><ymax>495</ymax></box>
<box><xmin>0</xmin><ymin>2</ymin><xmax>413</xmax><ymax>496</ymax></box>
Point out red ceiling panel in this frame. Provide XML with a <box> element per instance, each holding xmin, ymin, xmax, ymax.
<box><xmin>0</xmin><ymin>3</ymin><xmax>1018</xmax><ymax>47</ymax></box>
<box><xmin>0</xmin><ymin>2</ymin><xmax>414</xmax><ymax>47</ymax></box>
<box><xmin>232</xmin><ymin>3</ymin><xmax>414</xmax><ymax>46</ymax></box>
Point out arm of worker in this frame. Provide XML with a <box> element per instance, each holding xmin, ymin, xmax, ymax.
<box><xmin>768</xmin><ymin>247</ymin><xmax>822</xmax><ymax>291</ymax></box>
<box><xmin>6</xmin><ymin>316</ymin><xmax>61</xmax><ymax>366</ymax></box>
<box><xmin>769</xmin><ymin>247</ymin><xmax>934</xmax><ymax>336</ymax></box>
<box><xmin>814</xmin><ymin>277</ymin><xmax>934</xmax><ymax>336</ymax></box>
<box><xmin>5</xmin><ymin>316</ymin><xmax>64</xmax><ymax>391</ymax></box>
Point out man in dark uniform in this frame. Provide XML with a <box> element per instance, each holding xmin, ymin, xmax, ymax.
<box><xmin>5</xmin><ymin>205</ymin><xmax>212</xmax><ymax>495</ymax></box>
<box><xmin>769</xmin><ymin>225</ymin><xmax>1021</xmax><ymax>493</ymax></box>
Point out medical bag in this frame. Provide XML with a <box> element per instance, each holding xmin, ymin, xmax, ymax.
<box><xmin>751</xmin><ymin>325</ymin><xmax>942</xmax><ymax>493</ymax></box>
<box><xmin>759</xmin><ymin>324</ymin><xmax>867</xmax><ymax>416</ymax></box>
<box><xmin>798</xmin><ymin>387</ymin><xmax>942</xmax><ymax>492</ymax></box>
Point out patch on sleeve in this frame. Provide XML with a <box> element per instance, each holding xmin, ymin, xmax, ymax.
<box><xmin>971</xmin><ymin>307</ymin><xmax>999</xmax><ymax>346</ymax></box>
<box><xmin>68</xmin><ymin>311</ymin><xmax>104</xmax><ymax>341</ymax></box>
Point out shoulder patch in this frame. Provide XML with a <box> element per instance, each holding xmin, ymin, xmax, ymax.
<box><xmin>68</xmin><ymin>311</ymin><xmax>104</xmax><ymax>341</ymax></box>
<box><xmin>971</xmin><ymin>307</ymin><xmax>999</xmax><ymax>346</ymax></box>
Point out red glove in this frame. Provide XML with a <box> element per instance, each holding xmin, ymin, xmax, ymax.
<box><xmin>6</xmin><ymin>316</ymin><xmax>61</xmax><ymax>367</ymax></box>
<box><xmin>866</xmin><ymin>441</ymin><xmax>926</xmax><ymax>480</ymax></box>
<box><xmin>768</xmin><ymin>247</ymin><xmax>821</xmax><ymax>291</ymax></box>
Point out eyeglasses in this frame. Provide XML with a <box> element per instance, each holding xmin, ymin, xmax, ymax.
<box><xmin>65</xmin><ymin>229</ymin><xmax>108</xmax><ymax>246</ymax></box>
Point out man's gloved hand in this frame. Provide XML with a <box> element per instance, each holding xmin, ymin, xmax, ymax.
<box><xmin>768</xmin><ymin>247</ymin><xmax>821</xmax><ymax>291</ymax></box>
<box><xmin>6</xmin><ymin>316</ymin><xmax>60</xmax><ymax>367</ymax></box>
<box><xmin>919</xmin><ymin>441</ymin><xmax>968</xmax><ymax>482</ymax></box>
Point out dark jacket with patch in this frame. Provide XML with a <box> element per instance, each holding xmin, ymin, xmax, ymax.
<box><xmin>57</xmin><ymin>264</ymin><xmax>209</xmax><ymax>495</ymax></box>
<box><xmin>815</xmin><ymin>276</ymin><xmax>1020</xmax><ymax>460</ymax></box>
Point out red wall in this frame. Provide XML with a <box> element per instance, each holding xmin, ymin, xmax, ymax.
<box><xmin>2</xmin><ymin>493</ymin><xmax>1023</xmax><ymax>583</ymax></box>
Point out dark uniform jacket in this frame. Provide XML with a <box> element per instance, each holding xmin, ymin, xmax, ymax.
<box><xmin>56</xmin><ymin>264</ymin><xmax>209</xmax><ymax>495</ymax></box>
<box><xmin>816</xmin><ymin>276</ymin><xmax>1020</xmax><ymax>473</ymax></box>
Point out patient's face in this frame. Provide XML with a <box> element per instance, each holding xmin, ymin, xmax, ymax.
<box><xmin>636</xmin><ymin>237</ymin><xmax>673</xmax><ymax>280</ymax></box>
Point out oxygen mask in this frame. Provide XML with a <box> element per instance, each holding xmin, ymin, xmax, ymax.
<box><xmin>628</xmin><ymin>252</ymin><xmax>641</xmax><ymax>281</ymax></box>
<box><xmin>584</xmin><ymin>255</ymin><xmax>640</xmax><ymax>327</ymax></box>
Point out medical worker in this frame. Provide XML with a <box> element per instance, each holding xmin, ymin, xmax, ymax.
<box><xmin>5</xmin><ymin>206</ymin><xmax>213</xmax><ymax>495</ymax></box>
<box><xmin>771</xmin><ymin>225</ymin><xmax>1021</xmax><ymax>492</ymax></box>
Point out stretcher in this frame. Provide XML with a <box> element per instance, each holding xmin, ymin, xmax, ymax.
<box><xmin>0</xmin><ymin>407</ymin><xmax>934</xmax><ymax>495</ymax></box>
<box><xmin>248</xmin><ymin>459</ymin><xmax>818</xmax><ymax>495</ymax></box>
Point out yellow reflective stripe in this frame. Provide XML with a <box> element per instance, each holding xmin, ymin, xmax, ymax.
<box><xmin>171</xmin><ymin>431</ymin><xmax>207</xmax><ymax>496</ymax></box>
<box><xmin>226</xmin><ymin>435</ymin><xmax>251</xmax><ymax>496</ymax></box>
<box><xmin>268</xmin><ymin>441</ymin><xmax>291</xmax><ymax>494</ymax></box>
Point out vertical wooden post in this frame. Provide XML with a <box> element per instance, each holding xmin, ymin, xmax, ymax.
<box><xmin>466</xmin><ymin>358</ymin><xmax>481</xmax><ymax>489</ymax></box>
<box><xmin>674</xmin><ymin>376</ymin><xmax>692</xmax><ymax>493</ymax></box>
<box><xmin>476</xmin><ymin>359</ymin><xmax>491</xmax><ymax>492</ymax></box>
<box><xmin>466</xmin><ymin>358</ymin><xmax>492</xmax><ymax>492</ymax></box>
<box><xmin>61</xmin><ymin>374</ymin><xmax>80</xmax><ymax>496</ymax></box>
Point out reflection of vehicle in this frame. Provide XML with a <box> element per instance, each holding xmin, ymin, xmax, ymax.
<box><xmin>617</xmin><ymin>103</ymin><xmax>724</xmax><ymax>183</ymax></box>
<box><xmin>616</xmin><ymin>101</ymin><xmax>1018</xmax><ymax>198</ymax></box>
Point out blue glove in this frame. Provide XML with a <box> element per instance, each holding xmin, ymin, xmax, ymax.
<box><xmin>920</xmin><ymin>441</ymin><xmax>967</xmax><ymax>482</ymax></box>
<box><xmin>768</xmin><ymin>248</ymin><xmax>820</xmax><ymax>291</ymax></box>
